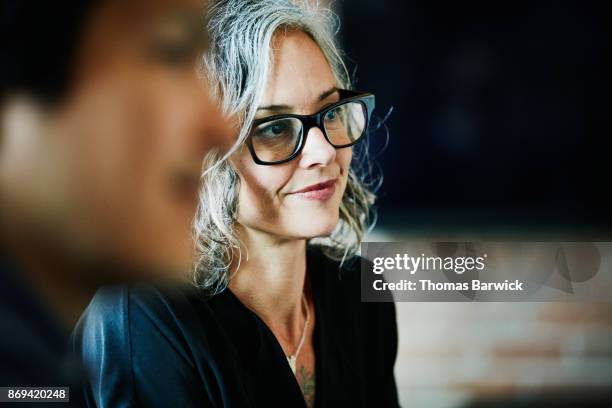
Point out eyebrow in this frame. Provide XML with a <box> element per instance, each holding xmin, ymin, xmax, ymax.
<box><xmin>256</xmin><ymin>87</ymin><xmax>339</xmax><ymax>112</ymax></box>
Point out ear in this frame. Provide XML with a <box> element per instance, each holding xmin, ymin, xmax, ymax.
<box><xmin>0</xmin><ymin>95</ymin><xmax>48</xmax><ymax>179</ymax></box>
<box><xmin>2</xmin><ymin>94</ymin><xmax>48</xmax><ymax>139</ymax></box>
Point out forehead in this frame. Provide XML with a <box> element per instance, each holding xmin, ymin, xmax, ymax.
<box><xmin>262</xmin><ymin>30</ymin><xmax>336</xmax><ymax>108</ymax></box>
<box><xmin>88</xmin><ymin>0</ymin><xmax>204</xmax><ymax>36</ymax></box>
<box><xmin>117</xmin><ymin>0</ymin><xmax>203</xmax><ymax>18</ymax></box>
<box><xmin>77</xmin><ymin>0</ymin><xmax>207</xmax><ymax>62</ymax></box>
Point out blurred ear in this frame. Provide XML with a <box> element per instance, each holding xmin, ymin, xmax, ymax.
<box><xmin>0</xmin><ymin>94</ymin><xmax>56</xmax><ymax>201</ymax></box>
<box><xmin>0</xmin><ymin>94</ymin><xmax>46</xmax><ymax>166</ymax></box>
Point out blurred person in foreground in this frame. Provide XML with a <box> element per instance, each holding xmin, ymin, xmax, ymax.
<box><xmin>75</xmin><ymin>0</ymin><xmax>399</xmax><ymax>407</ymax></box>
<box><xmin>0</xmin><ymin>0</ymin><xmax>231</xmax><ymax>397</ymax></box>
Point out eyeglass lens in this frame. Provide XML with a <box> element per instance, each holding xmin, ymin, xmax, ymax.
<box><xmin>250</xmin><ymin>101</ymin><xmax>367</xmax><ymax>163</ymax></box>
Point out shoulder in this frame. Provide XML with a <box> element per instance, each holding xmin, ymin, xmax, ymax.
<box><xmin>74</xmin><ymin>282</ymin><xmax>208</xmax><ymax>362</ymax></box>
<box><xmin>73</xmin><ymin>283</ymin><xmax>220</xmax><ymax>406</ymax></box>
<box><xmin>75</xmin><ymin>284</ymin><xmax>180</xmax><ymax>341</ymax></box>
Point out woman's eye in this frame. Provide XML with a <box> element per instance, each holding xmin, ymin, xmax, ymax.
<box><xmin>256</xmin><ymin>122</ymin><xmax>290</xmax><ymax>138</ymax></box>
<box><xmin>325</xmin><ymin>109</ymin><xmax>339</xmax><ymax>121</ymax></box>
<box><xmin>150</xmin><ymin>41</ymin><xmax>196</xmax><ymax>66</ymax></box>
<box><xmin>269</xmin><ymin>124</ymin><xmax>287</xmax><ymax>135</ymax></box>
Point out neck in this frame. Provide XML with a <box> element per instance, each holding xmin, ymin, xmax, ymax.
<box><xmin>229</xmin><ymin>226</ymin><xmax>309</xmax><ymax>332</ymax></box>
<box><xmin>0</xmin><ymin>221</ymin><xmax>97</xmax><ymax>330</ymax></box>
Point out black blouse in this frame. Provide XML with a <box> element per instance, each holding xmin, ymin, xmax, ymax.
<box><xmin>73</xmin><ymin>246</ymin><xmax>399</xmax><ymax>407</ymax></box>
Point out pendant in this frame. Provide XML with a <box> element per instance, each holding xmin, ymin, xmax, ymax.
<box><xmin>287</xmin><ymin>355</ymin><xmax>297</xmax><ymax>374</ymax></box>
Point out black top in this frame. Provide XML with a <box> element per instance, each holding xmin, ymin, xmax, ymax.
<box><xmin>74</xmin><ymin>246</ymin><xmax>399</xmax><ymax>407</ymax></box>
<box><xmin>0</xmin><ymin>253</ymin><xmax>84</xmax><ymax>407</ymax></box>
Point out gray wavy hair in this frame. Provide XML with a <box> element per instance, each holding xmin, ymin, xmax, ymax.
<box><xmin>194</xmin><ymin>0</ymin><xmax>378</xmax><ymax>294</ymax></box>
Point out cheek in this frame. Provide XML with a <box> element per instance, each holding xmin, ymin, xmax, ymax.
<box><xmin>143</xmin><ymin>75</ymin><xmax>212</xmax><ymax>163</ymax></box>
<box><xmin>338</xmin><ymin>147</ymin><xmax>353</xmax><ymax>168</ymax></box>
<box><xmin>66</xmin><ymin>81</ymin><xmax>196</xmax><ymax>273</ymax></box>
<box><xmin>338</xmin><ymin>148</ymin><xmax>353</xmax><ymax>178</ymax></box>
<box><xmin>334</xmin><ymin>148</ymin><xmax>353</xmax><ymax>207</ymax></box>
<box><xmin>234</xmin><ymin>153</ymin><xmax>294</xmax><ymax>225</ymax></box>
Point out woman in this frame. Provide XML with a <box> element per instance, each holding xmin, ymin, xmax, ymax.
<box><xmin>74</xmin><ymin>0</ymin><xmax>398</xmax><ymax>407</ymax></box>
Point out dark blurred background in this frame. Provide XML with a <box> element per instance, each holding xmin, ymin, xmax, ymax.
<box><xmin>337</xmin><ymin>0</ymin><xmax>610</xmax><ymax>237</ymax></box>
<box><xmin>335</xmin><ymin>2</ymin><xmax>612</xmax><ymax>407</ymax></box>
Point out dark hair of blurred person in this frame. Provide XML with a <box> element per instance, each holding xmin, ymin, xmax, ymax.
<box><xmin>0</xmin><ymin>0</ymin><xmax>231</xmax><ymax>397</ymax></box>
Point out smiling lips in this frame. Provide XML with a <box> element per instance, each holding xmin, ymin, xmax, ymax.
<box><xmin>289</xmin><ymin>179</ymin><xmax>337</xmax><ymax>201</ymax></box>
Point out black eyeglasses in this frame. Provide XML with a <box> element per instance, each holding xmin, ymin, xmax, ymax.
<box><xmin>246</xmin><ymin>89</ymin><xmax>375</xmax><ymax>165</ymax></box>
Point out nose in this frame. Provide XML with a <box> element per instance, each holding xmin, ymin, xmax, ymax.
<box><xmin>298</xmin><ymin>126</ymin><xmax>336</xmax><ymax>168</ymax></box>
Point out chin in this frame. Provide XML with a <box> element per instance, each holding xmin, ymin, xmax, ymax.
<box><xmin>293</xmin><ymin>213</ymin><xmax>339</xmax><ymax>239</ymax></box>
<box><xmin>109</xmin><ymin>225</ymin><xmax>194</xmax><ymax>282</ymax></box>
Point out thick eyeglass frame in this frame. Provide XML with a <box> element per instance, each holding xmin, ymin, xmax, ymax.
<box><xmin>246</xmin><ymin>89</ymin><xmax>375</xmax><ymax>165</ymax></box>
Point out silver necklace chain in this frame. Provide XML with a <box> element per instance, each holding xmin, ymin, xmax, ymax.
<box><xmin>287</xmin><ymin>294</ymin><xmax>310</xmax><ymax>374</ymax></box>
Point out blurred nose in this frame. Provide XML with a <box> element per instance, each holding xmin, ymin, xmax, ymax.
<box><xmin>299</xmin><ymin>126</ymin><xmax>336</xmax><ymax>168</ymax></box>
<box><xmin>196</xmin><ymin>81</ymin><xmax>234</xmax><ymax>155</ymax></box>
